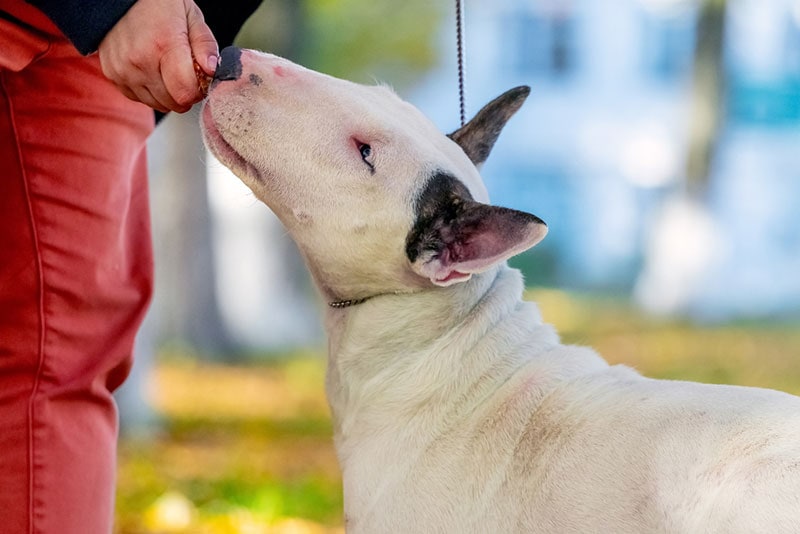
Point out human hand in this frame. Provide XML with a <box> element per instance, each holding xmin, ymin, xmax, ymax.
<box><xmin>98</xmin><ymin>0</ymin><xmax>218</xmax><ymax>113</ymax></box>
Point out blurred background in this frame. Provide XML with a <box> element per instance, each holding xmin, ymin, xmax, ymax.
<box><xmin>115</xmin><ymin>0</ymin><xmax>800</xmax><ymax>532</ymax></box>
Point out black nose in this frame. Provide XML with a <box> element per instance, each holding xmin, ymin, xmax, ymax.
<box><xmin>214</xmin><ymin>46</ymin><xmax>242</xmax><ymax>81</ymax></box>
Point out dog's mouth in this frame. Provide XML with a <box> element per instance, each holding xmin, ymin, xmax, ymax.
<box><xmin>201</xmin><ymin>102</ymin><xmax>260</xmax><ymax>181</ymax></box>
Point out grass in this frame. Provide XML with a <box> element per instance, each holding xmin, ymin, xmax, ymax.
<box><xmin>115</xmin><ymin>290</ymin><xmax>800</xmax><ymax>533</ymax></box>
<box><xmin>533</xmin><ymin>289</ymin><xmax>800</xmax><ymax>395</ymax></box>
<box><xmin>115</xmin><ymin>357</ymin><xmax>342</xmax><ymax>533</ymax></box>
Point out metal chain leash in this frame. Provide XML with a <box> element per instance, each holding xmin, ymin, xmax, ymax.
<box><xmin>455</xmin><ymin>0</ymin><xmax>466</xmax><ymax>127</ymax></box>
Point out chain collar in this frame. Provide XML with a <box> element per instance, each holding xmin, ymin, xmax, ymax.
<box><xmin>327</xmin><ymin>289</ymin><xmax>422</xmax><ymax>309</ymax></box>
<box><xmin>328</xmin><ymin>297</ymin><xmax>370</xmax><ymax>309</ymax></box>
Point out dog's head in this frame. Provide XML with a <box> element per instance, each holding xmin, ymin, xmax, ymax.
<box><xmin>201</xmin><ymin>47</ymin><xmax>547</xmax><ymax>302</ymax></box>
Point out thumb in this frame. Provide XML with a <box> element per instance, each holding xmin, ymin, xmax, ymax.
<box><xmin>186</xmin><ymin>2</ymin><xmax>218</xmax><ymax>75</ymax></box>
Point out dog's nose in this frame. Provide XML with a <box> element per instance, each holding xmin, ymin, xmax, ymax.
<box><xmin>214</xmin><ymin>46</ymin><xmax>242</xmax><ymax>81</ymax></box>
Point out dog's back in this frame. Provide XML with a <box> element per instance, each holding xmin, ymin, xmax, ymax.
<box><xmin>335</xmin><ymin>267</ymin><xmax>800</xmax><ymax>533</ymax></box>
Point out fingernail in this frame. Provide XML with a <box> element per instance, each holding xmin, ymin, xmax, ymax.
<box><xmin>208</xmin><ymin>55</ymin><xmax>218</xmax><ymax>73</ymax></box>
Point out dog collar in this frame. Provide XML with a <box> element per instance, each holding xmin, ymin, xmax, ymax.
<box><xmin>328</xmin><ymin>297</ymin><xmax>369</xmax><ymax>309</ymax></box>
<box><xmin>327</xmin><ymin>289</ymin><xmax>419</xmax><ymax>309</ymax></box>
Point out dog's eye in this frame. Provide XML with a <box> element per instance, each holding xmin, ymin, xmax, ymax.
<box><xmin>356</xmin><ymin>141</ymin><xmax>375</xmax><ymax>173</ymax></box>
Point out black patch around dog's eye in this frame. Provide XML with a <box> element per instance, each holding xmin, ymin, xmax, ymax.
<box><xmin>405</xmin><ymin>171</ymin><xmax>474</xmax><ymax>262</ymax></box>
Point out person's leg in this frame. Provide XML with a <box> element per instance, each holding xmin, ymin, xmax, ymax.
<box><xmin>0</xmin><ymin>9</ymin><xmax>154</xmax><ymax>533</ymax></box>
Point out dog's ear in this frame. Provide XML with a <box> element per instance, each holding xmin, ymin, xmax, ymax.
<box><xmin>448</xmin><ymin>86</ymin><xmax>530</xmax><ymax>168</ymax></box>
<box><xmin>406</xmin><ymin>173</ymin><xmax>547</xmax><ymax>287</ymax></box>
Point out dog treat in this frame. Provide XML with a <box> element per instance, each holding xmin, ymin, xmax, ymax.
<box><xmin>193</xmin><ymin>58</ymin><xmax>212</xmax><ymax>96</ymax></box>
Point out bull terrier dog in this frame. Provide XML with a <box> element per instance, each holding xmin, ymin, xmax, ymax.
<box><xmin>201</xmin><ymin>46</ymin><xmax>800</xmax><ymax>533</ymax></box>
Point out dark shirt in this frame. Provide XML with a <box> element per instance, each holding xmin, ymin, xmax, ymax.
<box><xmin>25</xmin><ymin>0</ymin><xmax>262</xmax><ymax>55</ymax></box>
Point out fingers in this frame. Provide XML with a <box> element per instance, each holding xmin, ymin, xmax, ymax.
<box><xmin>99</xmin><ymin>50</ymin><xmax>173</xmax><ymax>112</ymax></box>
<box><xmin>97</xmin><ymin>0</ymin><xmax>218</xmax><ymax>113</ymax></box>
<box><xmin>160</xmin><ymin>2</ymin><xmax>217</xmax><ymax>108</ymax></box>
<box><xmin>186</xmin><ymin>3</ymin><xmax>219</xmax><ymax>76</ymax></box>
<box><xmin>102</xmin><ymin>52</ymin><xmax>185</xmax><ymax>113</ymax></box>
<box><xmin>160</xmin><ymin>44</ymin><xmax>202</xmax><ymax>111</ymax></box>
<box><xmin>114</xmin><ymin>82</ymin><xmax>170</xmax><ymax>113</ymax></box>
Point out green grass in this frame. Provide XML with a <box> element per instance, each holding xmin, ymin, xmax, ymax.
<box><xmin>115</xmin><ymin>358</ymin><xmax>342</xmax><ymax>534</ymax></box>
<box><xmin>532</xmin><ymin>289</ymin><xmax>800</xmax><ymax>394</ymax></box>
<box><xmin>115</xmin><ymin>290</ymin><xmax>800</xmax><ymax>533</ymax></box>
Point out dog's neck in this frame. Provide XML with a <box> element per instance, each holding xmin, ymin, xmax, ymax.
<box><xmin>323</xmin><ymin>265</ymin><xmax>562</xmax><ymax>442</ymax></box>
<box><xmin>322</xmin><ymin>265</ymin><xmax>587</xmax><ymax>519</ymax></box>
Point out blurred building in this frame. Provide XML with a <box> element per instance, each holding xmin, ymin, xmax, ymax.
<box><xmin>412</xmin><ymin>0</ymin><xmax>800</xmax><ymax>319</ymax></box>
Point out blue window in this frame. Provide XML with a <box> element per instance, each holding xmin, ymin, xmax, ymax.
<box><xmin>639</xmin><ymin>8</ymin><xmax>697</xmax><ymax>83</ymax></box>
<box><xmin>507</xmin><ymin>9</ymin><xmax>577</xmax><ymax>79</ymax></box>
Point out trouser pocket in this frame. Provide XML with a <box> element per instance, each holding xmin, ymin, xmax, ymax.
<box><xmin>0</xmin><ymin>11</ymin><xmax>51</xmax><ymax>72</ymax></box>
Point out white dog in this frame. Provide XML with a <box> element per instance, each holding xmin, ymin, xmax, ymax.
<box><xmin>201</xmin><ymin>47</ymin><xmax>800</xmax><ymax>533</ymax></box>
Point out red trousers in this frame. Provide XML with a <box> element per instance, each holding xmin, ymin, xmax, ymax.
<box><xmin>0</xmin><ymin>2</ymin><xmax>154</xmax><ymax>532</ymax></box>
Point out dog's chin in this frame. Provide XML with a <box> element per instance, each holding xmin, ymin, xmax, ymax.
<box><xmin>201</xmin><ymin>103</ymin><xmax>261</xmax><ymax>183</ymax></box>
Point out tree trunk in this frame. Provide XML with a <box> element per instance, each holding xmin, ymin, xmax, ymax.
<box><xmin>149</xmin><ymin>109</ymin><xmax>236</xmax><ymax>356</ymax></box>
<box><xmin>685</xmin><ymin>0</ymin><xmax>727</xmax><ymax>196</ymax></box>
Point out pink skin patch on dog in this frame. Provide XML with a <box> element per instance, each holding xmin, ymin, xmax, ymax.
<box><xmin>273</xmin><ymin>65</ymin><xmax>287</xmax><ymax>77</ymax></box>
<box><xmin>437</xmin><ymin>270</ymin><xmax>470</xmax><ymax>284</ymax></box>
